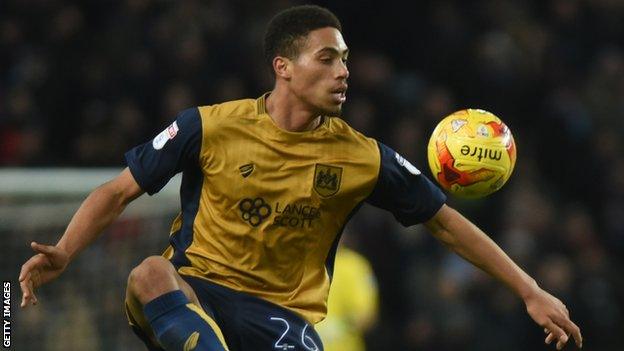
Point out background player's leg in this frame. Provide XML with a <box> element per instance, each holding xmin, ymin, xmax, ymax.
<box><xmin>126</xmin><ymin>256</ymin><xmax>229</xmax><ymax>351</ymax></box>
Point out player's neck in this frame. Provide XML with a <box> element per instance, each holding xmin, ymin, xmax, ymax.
<box><xmin>265</xmin><ymin>89</ymin><xmax>323</xmax><ymax>132</ymax></box>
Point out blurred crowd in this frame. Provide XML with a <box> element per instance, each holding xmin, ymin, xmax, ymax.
<box><xmin>2</xmin><ymin>0</ymin><xmax>623</xmax><ymax>350</ymax></box>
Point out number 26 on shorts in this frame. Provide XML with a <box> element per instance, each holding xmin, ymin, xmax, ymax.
<box><xmin>269</xmin><ymin>316</ymin><xmax>319</xmax><ymax>351</ymax></box>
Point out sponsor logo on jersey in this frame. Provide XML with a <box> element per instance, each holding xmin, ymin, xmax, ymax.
<box><xmin>152</xmin><ymin>121</ymin><xmax>179</xmax><ymax>150</ymax></box>
<box><xmin>313</xmin><ymin>164</ymin><xmax>342</xmax><ymax>197</ymax></box>
<box><xmin>238</xmin><ymin>198</ymin><xmax>322</xmax><ymax>228</ymax></box>
<box><xmin>239</xmin><ymin>163</ymin><xmax>254</xmax><ymax>178</ymax></box>
<box><xmin>273</xmin><ymin>202</ymin><xmax>321</xmax><ymax>228</ymax></box>
<box><xmin>395</xmin><ymin>153</ymin><xmax>421</xmax><ymax>175</ymax></box>
<box><xmin>239</xmin><ymin>197</ymin><xmax>272</xmax><ymax>227</ymax></box>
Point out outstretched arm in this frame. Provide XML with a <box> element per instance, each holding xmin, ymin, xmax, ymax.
<box><xmin>424</xmin><ymin>204</ymin><xmax>582</xmax><ymax>350</ymax></box>
<box><xmin>19</xmin><ymin>167</ymin><xmax>143</xmax><ymax>307</ymax></box>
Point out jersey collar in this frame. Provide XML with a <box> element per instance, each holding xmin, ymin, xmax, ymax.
<box><xmin>255</xmin><ymin>93</ymin><xmax>330</xmax><ymax>141</ymax></box>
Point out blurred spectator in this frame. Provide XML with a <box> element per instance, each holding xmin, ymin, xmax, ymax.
<box><xmin>316</xmin><ymin>229</ymin><xmax>379</xmax><ymax>351</ymax></box>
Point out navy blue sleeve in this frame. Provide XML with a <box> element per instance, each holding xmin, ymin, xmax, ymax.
<box><xmin>366</xmin><ymin>142</ymin><xmax>447</xmax><ymax>226</ymax></box>
<box><xmin>124</xmin><ymin>108</ymin><xmax>201</xmax><ymax>195</ymax></box>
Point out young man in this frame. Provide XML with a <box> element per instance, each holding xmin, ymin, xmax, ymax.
<box><xmin>19</xmin><ymin>5</ymin><xmax>582</xmax><ymax>351</ymax></box>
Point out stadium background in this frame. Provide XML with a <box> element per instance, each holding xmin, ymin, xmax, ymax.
<box><xmin>1</xmin><ymin>0</ymin><xmax>623</xmax><ymax>350</ymax></box>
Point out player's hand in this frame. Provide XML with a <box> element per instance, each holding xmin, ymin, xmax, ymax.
<box><xmin>524</xmin><ymin>287</ymin><xmax>582</xmax><ymax>349</ymax></box>
<box><xmin>19</xmin><ymin>242</ymin><xmax>69</xmax><ymax>308</ymax></box>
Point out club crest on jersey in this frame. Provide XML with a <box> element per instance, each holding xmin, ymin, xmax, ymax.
<box><xmin>152</xmin><ymin>121</ymin><xmax>179</xmax><ymax>150</ymax></box>
<box><xmin>313</xmin><ymin>164</ymin><xmax>342</xmax><ymax>197</ymax></box>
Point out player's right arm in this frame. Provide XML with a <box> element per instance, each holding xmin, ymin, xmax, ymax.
<box><xmin>19</xmin><ymin>168</ymin><xmax>144</xmax><ymax>307</ymax></box>
<box><xmin>19</xmin><ymin>107</ymin><xmax>202</xmax><ymax>308</ymax></box>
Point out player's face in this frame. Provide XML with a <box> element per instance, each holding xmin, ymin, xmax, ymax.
<box><xmin>290</xmin><ymin>27</ymin><xmax>349</xmax><ymax>115</ymax></box>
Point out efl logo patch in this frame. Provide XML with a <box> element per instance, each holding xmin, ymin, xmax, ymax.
<box><xmin>152</xmin><ymin>121</ymin><xmax>179</xmax><ymax>150</ymax></box>
<box><xmin>395</xmin><ymin>152</ymin><xmax>421</xmax><ymax>175</ymax></box>
<box><xmin>313</xmin><ymin>164</ymin><xmax>342</xmax><ymax>197</ymax></box>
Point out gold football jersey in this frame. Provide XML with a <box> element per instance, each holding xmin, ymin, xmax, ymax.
<box><xmin>125</xmin><ymin>93</ymin><xmax>445</xmax><ymax>323</ymax></box>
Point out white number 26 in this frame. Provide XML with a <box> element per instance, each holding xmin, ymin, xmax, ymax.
<box><xmin>269</xmin><ymin>317</ymin><xmax>319</xmax><ymax>351</ymax></box>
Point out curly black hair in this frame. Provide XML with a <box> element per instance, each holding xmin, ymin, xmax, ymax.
<box><xmin>264</xmin><ymin>5</ymin><xmax>342</xmax><ymax>70</ymax></box>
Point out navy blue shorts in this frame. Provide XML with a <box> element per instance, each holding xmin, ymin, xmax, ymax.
<box><xmin>132</xmin><ymin>275</ymin><xmax>324</xmax><ymax>351</ymax></box>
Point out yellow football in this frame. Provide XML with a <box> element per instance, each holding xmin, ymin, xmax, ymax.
<box><xmin>427</xmin><ymin>109</ymin><xmax>516</xmax><ymax>199</ymax></box>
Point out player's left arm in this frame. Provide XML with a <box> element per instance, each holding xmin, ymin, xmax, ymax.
<box><xmin>424</xmin><ymin>204</ymin><xmax>583</xmax><ymax>350</ymax></box>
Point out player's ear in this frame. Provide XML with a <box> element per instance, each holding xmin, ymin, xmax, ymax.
<box><xmin>273</xmin><ymin>56</ymin><xmax>292</xmax><ymax>80</ymax></box>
